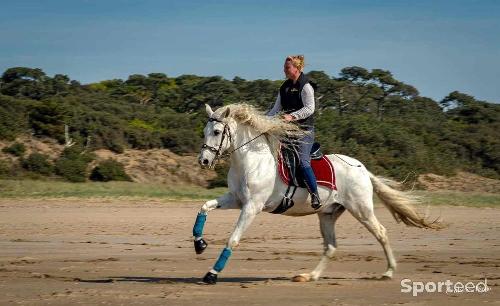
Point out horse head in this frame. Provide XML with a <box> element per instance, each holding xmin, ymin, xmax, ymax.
<box><xmin>198</xmin><ymin>104</ymin><xmax>233</xmax><ymax>169</ymax></box>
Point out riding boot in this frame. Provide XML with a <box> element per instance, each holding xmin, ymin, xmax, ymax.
<box><xmin>301</xmin><ymin>165</ymin><xmax>321</xmax><ymax>210</ymax></box>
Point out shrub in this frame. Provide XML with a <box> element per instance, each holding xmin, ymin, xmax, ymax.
<box><xmin>90</xmin><ymin>158</ymin><xmax>131</xmax><ymax>182</ymax></box>
<box><xmin>55</xmin><ymin>158</ymin><xmax>88</xmax><ymax>182</ymax></box>
<box><xmin>2</xmin><ymin>142</ymin><xmax>26</xmax><ymax>156</ymax></box>
<box><xmin>105</xmin><ymin>139</ymin><xmax>125</xmax><ymax>154</ymax></box>
<box><xmin>59</xmin><ymin>145</ymin><xmax>94</xmax><ymax>162</ymax></box>
<box><xmin>55</xmin><ymin>146</ymin><xmax>94</xmax><ymax>182</ymax></box>
<box><xmin>0</xmin><ymin>159</ymin><xmax>10</xmax><ymax>177</ymax></box>
<box><xmin>21</xmin><ymin>153</ymin><xmax>53</xmax><ymax>175</ymax></box>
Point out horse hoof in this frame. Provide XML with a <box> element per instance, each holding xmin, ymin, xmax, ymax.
<box><xmin>194</xmin><ymin>238</ymin><xmax>208</xmax><ymax>254</ymax></box>
<box><xmin>203</xmin><ymin>272</ymin><xmax>217</xmax><ymax>284</ymax></box>
<box><xmin>381</xmin><ymin>268</ymin><xmax>394</xmax><ymax>279</ymax></box>
<box><xmin>381</xmin><ymin>272</ymin><xmax>393</xmax><ymax>280</ymax></box>
<box><xmin>292</xmin><ymin>274</ymin><xmax>311</xmax><ymax>282</ymax></box>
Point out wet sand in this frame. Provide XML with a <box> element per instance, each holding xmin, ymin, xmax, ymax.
<box><xmin>0</xmin><ymin>198</ymin><xmax>498</xmax><ymax>305</ymax></box>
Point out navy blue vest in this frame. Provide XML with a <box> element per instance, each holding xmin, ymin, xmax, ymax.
<box><xmin>279</xmin><ymin>73</ymin><xmax>314</xmax><ymax>128</ymax></box>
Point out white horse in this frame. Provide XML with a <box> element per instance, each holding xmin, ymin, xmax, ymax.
<box><xmin>194</xmin><ymin>103</ymin><xmax>442</xmax><ymax>285</ymax></box>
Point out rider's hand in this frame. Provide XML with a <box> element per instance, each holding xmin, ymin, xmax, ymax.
<box><xmin>283</xmin><ymin>114</ymin><xmax>295</xmax><ymax>122</ymax></box>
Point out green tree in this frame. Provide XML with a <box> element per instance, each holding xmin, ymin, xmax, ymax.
<box><xmin>0</xmin><ymin>67</ymin><xmax>49</xmax><ymax>99</ymax></box>
<box><xmin>29</xmin><ymin>99</ymin><xmax>68</xmax><ymax>142</ymax></box>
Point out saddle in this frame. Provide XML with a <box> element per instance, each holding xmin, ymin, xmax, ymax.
<box><xmin>272</xmin><ymin>143</ymin><xmax>336</xmax><ymax>214</ymax></box>
<box><xmin>279</xmin><ymin>142</ymin><xmax>322</xmax><ymax>188</ymax></box>
<box><xmin>278</xmin><ymin>142</ymin><xmax>336</xmax><ymax>190</ymax></box>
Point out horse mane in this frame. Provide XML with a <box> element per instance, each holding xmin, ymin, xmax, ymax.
<box><xmin>213</xmin><ymin>103</ymin><xmax>308</xmax><ymax>154</ymax></box>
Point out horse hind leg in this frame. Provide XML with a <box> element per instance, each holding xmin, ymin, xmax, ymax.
<box><xmin>355</xmin><ymin>210</ymin><xmax>397</xmax><ymax>279</ymax></box>
<box><xmin>293</xmin><ymin>203</ymin><xmax>345</xmax><ymax>282</ymax></box>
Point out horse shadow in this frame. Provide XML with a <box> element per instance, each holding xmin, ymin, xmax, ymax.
<box><xmin>74</xmin><ymin>275</ymin><xmax>389</xmax><ymax>284</ymax></box>
<box><xmin>75</xmin><ymin>276</ymin><xmax>290</xmax><ymax>284</ymax></box>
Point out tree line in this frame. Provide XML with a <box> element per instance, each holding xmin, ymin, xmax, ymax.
<box><xmin>0</xmin><ymin>66</ymin><xmax>498</xmax><ymax>181</ymax></box>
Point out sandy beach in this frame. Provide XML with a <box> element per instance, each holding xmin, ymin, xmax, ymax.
<box><xmin>0</xmin><ymin>198</ymin><xmax>498</xmax><ymax>305</ymax></box>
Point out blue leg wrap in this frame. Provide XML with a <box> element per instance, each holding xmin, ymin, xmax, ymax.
<box><xmin>213</xmin><ymin>247</ymin><xmax>232</xmax><ymax>272</ymax></box>
<box><xmin>193</xmin><ymin>212</ymin><xmax>207</xmax><ymax>238</ymax></box>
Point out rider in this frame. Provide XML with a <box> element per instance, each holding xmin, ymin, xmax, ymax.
<box><xmin>267</xmin><ymin>55</ymin><xmax>321</xmax><ymax>210</ymax></box>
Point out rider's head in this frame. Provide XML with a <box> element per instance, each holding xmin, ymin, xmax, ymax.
<box><xmin>284</xmin><ymin>55</ymin><xmax>305</xmax><ymax>81</ymax></box>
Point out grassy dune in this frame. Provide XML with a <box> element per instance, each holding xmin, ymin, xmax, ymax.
<box><xmin>0</xmin><ymin>179</ymin><xmax>499</xmax><ymax>207</ymax></box>
<box><xmin>413</xmin><ymin>190</ymin><xmax>500</xmax><ymax>207</ymax></box>
<box><xmin>0</xmin><ymin>179</ymin><xmax>227</xmax><ymax>200</ymax></box>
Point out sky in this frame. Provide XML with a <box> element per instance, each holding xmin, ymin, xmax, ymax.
<box><xmin>1</xmin><ymin>0</ymin><xmax>499</xmax><ymax>103</ymax></box>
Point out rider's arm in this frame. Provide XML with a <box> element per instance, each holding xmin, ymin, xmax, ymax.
<box><xmin>290</xmin><ymin>83</ymin><xmax>315</xmax><ymax>120</ymax></box>
<box><xmin>267</xmin><ymin>92</ymin><xmax>282</xmax><ymax>116</ymax></box>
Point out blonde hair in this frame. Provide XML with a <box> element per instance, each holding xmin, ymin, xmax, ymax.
<box><xmin>286</xmin><ymin>55</ymin><xmax>305</xmax><ymax>72</ymax></box>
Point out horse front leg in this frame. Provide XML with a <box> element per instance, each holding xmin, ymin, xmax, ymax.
<box><xmin>192</xmin><ymin>192</ymin><xmax>240</xmax><ymax>254</ymax></box>
<box><xmin>202</xmin><ymin>202</ymin><xmax>260</xmax><ymax>284</ymax></box>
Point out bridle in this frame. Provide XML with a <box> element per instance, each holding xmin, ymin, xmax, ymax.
<box><xmin>200</xmin><ymin>117</ymin><xmax>265</xmax><ymax>167</ymax></box>
<box><xmin>200</xmin><ymin>117</ymin><xmax>233</xmax><ymax>166</ymax></box>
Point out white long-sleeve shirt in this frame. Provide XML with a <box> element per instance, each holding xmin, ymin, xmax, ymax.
<box><xmin>266</xmin><ymin>83</ymin><xmax>315</xmax><ymax>120</ymax></box>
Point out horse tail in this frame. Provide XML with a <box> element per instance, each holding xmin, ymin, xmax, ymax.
<box><xmin>368</xmin><ymin>172</ymin><xmax>444</xmax><ymax>229</ymax></box>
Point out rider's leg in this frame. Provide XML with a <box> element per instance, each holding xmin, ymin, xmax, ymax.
<box><xmin>297</xmin><ymin>130</ymin><xmax>321</xmax><ymax>209</ymax></box>
<box><xmin>302</xmin><ymin>164</ymin><xmax>321</xmax><ymax>209</ymax></box>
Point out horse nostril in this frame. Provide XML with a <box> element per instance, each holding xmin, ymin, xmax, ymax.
<box><xmin>202</xmin><ymin>159</ymin><xmax>209</xmax><ymax>165</ymax></box>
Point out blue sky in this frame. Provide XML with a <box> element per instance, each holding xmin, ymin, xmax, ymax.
<box><xmin>1</xmin><ymin>0</ymin><xmax>499</xmax><ymax>102</ymax></box>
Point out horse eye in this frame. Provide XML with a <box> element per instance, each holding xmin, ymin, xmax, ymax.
<box><xmin>214</xmin><ymin>130</ymin><xmax>221</xmax><ymax>136</ymax></box>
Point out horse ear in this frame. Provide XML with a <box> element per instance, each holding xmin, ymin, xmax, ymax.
<box><xmin>222</xmin><ymin>107</ymin><xmax>230</xmax><ymax>118</ymax></box>
<box><xmin>205</xmin><ymin>104</ymin><xmax>214</xmax><ymax>117</ymax></box>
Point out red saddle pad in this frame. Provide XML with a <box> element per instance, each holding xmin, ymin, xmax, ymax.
<box><xmin>278</xmin><ymin>155</ymin><xmax>337</xmax><ymax>190</ymax></box>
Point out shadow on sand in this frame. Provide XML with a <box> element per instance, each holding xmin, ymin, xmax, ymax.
<box><xmin>74</xmin><ymin>275</ymin><xmax>390</xmax><ymax>284</ymax></box>
<box><xmin>75</xmin><ymin>276</ymin><xmax>290</xmax><ymax>284</ymax></box>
